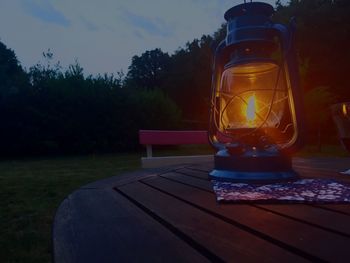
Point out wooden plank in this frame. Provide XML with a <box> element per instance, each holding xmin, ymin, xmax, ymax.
<box><xmin>293</xmin><ymin>158</ymin><xmax>350</xmax><ymax>183</ymax></box>
<box><xmin>313</xmin><ymin>204</ymin><xmax>350</xmax><ymax>215</ymax></box>
<box><xmin>293</xmin><ymin>157</ymin><xmax>350</xmax><ymax>172</ymax></box>
<box><xmin>142</xmin><ymin>175</ymin><xmax>350</xmax><ymax>262</ymax></box>
<box><xmin>175</xmin><ymin>167</ymin><xmax>209</xmax><ymax>180</ymax></box>
<box><xmin>255</xmin><ymin>204</ymin><xmax>350</xmax><ymax>236</ymax></box>
<box><xmin>174</xmin><ymin>166</ymin><xmax>350</xmax><ymax>235</ymax></box>
<box><xmin>163</xmin><ymin>170</ymin><xmax>350</xmax><ymax>220</ymax></box>
<box><xmin>292</xmin><ymin>159</ymin><xmax>350</xmax><ymax>215</ymax></box>
<box><xmin>186</xmin><ymin>163</ymin><xmax>214</xmax><ymax>172</ymax></box>
<box><xmin>80</xmin><ymin>168</ymin><xmax>167</xmax><ymax>189</ymax></box>
<box><xmin>293</xmin><ymin>161</ymin><xmax>350</xmax><ymax>218</ymax></box>
<box><xmin>141</xmin><ymin>155</ymin><xmax>213</xmax><ymax>169</ymax></box>
<box><xmin>53</xmin><ymin>188</ymin><xmax>209</xmax><ymax>263</ymax></box>
<box><xmin>294</xmin><ymin>166</ymin><xmax>350</xmax><ymax>183</ymax></box>
<box><xmin>160</xmin><ymin>172</ymin><xmax>212</xmax><ymax>191</ymax></box>
<box><xmin>118</xmin><ymin>181</ymin><xmax>307</xmax><ymax>263</ymax></box>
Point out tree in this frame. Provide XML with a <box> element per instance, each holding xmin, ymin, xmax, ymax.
<box><xmin>163</xmin><ymin>36</ymin><xmax>213</xmax><ymax>128</ymax></box>
<box><xmin>273</xmin><ymin>0</ymin><xmax>350</xmax><ymax>98</ymax></box>
<box><xmin>0</xmin><ymin>41</ymin><xmax>31</xmax><ymax>155</ymax></box>
<box><xmin>304</xmin><ymin>86</ymin><xmax>337</xmax><ymax>150</ymax></box>
<box><xmin>0</xmin><ymin>41</ymin><xmax>27</xmax><ymax>99</ymax></box>
<box><xmin>125</xmin><ymin>48</ymin><xmax>170</xmax><ymax>90</ymax></box>
<box><xmin>0</xmin><ymin>45</ymin><xmax>182</xmax><ymax>155</ymax></box>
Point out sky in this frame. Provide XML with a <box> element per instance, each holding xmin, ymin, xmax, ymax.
<box><xmin>0</xmin><ymin>0</ymin><xmax>284</xmax><ymax>76</ymax></box>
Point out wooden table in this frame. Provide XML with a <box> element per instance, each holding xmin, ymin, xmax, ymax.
<box><xmin>53</xmin><ymin>157</ymin><xmax>350</xmax><ymax>263</ymax></box>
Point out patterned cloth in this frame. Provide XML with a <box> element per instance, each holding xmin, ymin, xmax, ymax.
<box><xmin>212</xmin><ymin>179</ymin><xmax>350</xmax><ymax>203</ymax></box>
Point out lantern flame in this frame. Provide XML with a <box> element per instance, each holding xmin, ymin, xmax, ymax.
<box><xmin>343</xmin><ymin>103</ymin><xmax>348</xmax><ymax>116</ymax></box>
<box><xmin>246</xmin><ymin>95</ymin><xmax>256</xmax><ymax>122</ymax></box>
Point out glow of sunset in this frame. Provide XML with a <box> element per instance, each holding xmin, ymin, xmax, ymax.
<box><xmin>246</xmin><ymin>95</ymin><xmax>257</xmax><ymax>123</ymax></box>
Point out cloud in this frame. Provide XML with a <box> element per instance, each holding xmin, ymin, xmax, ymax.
<box><xmin>1</xmin><ymin>0</ymin><xmax>281</xmax><ymax>75</ymax></box>
<box><xmin>122</xmin><ymin>9</ymin><xmax>173</xmax><ymax>38</ymax></box>
<box><xmin>133</xmin><ymin>30</ymin><xmax>145</xmax><ymax>40</ymax></box>
<box><xmin>80</xmin><ymin>17</ymin><xmax>99</xmax><ymax>32</ymax></box>
<box><xmin>20</xmin><ymin>0</ymin><xmax>70</xmax><ymax>27</ymax></box>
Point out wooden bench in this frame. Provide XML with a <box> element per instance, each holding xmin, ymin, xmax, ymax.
<box><xmin>139</xmin><ymin>130</ymin><xmax>213</xmax><ymax>168</ymax></box>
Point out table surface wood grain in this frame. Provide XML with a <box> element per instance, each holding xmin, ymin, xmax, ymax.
<box><xmin>53</xmin><ymin>157</ymin><xmax>350</xmax><ymax>263</ymax></box>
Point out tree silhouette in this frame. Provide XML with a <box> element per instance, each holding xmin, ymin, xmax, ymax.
<box><xmin>0</xmin><ymin>41</ymin><xmax>27</xmax><ymax>98</ymax></box>
<box><xmin>125</xmin><ymin>48</ymin><xmax>170</xmax><ymax>90</ymax></box>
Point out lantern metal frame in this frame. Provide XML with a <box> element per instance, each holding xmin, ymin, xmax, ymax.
<box><xmin>208</xmin><ymin>1</ymin><xmax>304</xmax><ymax>182</ymax></box>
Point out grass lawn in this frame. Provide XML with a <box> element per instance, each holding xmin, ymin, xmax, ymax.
<box><xmin>0</xmin><ymin>143</ymin><xmax>347</xmax><ymax>262</ymax></box>
<box><xmin>0</xmin><ymin>153</ymin><xmax>141</xmax><ymax>263</ymax></box>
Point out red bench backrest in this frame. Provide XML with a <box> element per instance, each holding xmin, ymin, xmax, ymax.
<box><xmin>139</xmin><ymin>130</ymin><xmax>209</xmax><ymax>145</ymax></box>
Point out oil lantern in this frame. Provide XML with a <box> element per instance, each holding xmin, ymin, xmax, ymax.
<box><xmin>209</xmin><ymin>1</ymin><xmax>304</xmax><ymax>182</ymax></box>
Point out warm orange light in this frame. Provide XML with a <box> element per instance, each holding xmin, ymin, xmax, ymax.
<box><xmin>246</xmin><ymin>95</ymin><xmax>257</xmax><ymax>122</ymax></box>
<box><xmin>343</xmin><ymin>103</ymin><xmax>348</xmax><ymax>116</ymax></box>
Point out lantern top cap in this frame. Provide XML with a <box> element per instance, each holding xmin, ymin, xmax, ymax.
<box><xmin>224</xmin><ymin>2</ymin><xmax>274</xmax><ymax>21</ymax></box>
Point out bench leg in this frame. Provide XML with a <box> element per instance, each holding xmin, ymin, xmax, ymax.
<box><xmin>146</xmin><ymin>145</ymin><xmax>153</xmax><ymax>158</ymax></box>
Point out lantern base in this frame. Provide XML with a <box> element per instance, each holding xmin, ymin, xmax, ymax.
<box><xmin>210</xmin><ymin>148</ymin><xmax>298</xmax><ymax>183</ymax></box>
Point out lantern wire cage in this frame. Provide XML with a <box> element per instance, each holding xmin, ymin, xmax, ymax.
<box><xmin>210</xmin><ymin>61</ymin><xmax>294</xmax><ymax>146</ymax></box>
<box><xmin>210</xmin><ymin>14</ymin><xmax>298</xmax><ymax>149</ymax></box>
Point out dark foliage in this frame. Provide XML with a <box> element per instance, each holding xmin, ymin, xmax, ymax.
<box><xmin>164</xmin><ymin>36</ymin><xmax>214</xmax><ymax>128</ymax></box>
<box><xmin>0</xmin><ymin>47</ymin><xmax>180</xmax><ymax>156</ymax></box>
<box><xmin>125</xmin><ymin>48</ymin><xmax>171</xmax><ymax>90</ymax></box>
<box><xmin>274</xmin><ymin>0</ymin><xmax>350</xmax><ymax>97</ymax></box>
<box><xmin>274</xmin><ymin>0</ymin><xmax>350</xmax><ymax>144</ymax></box>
